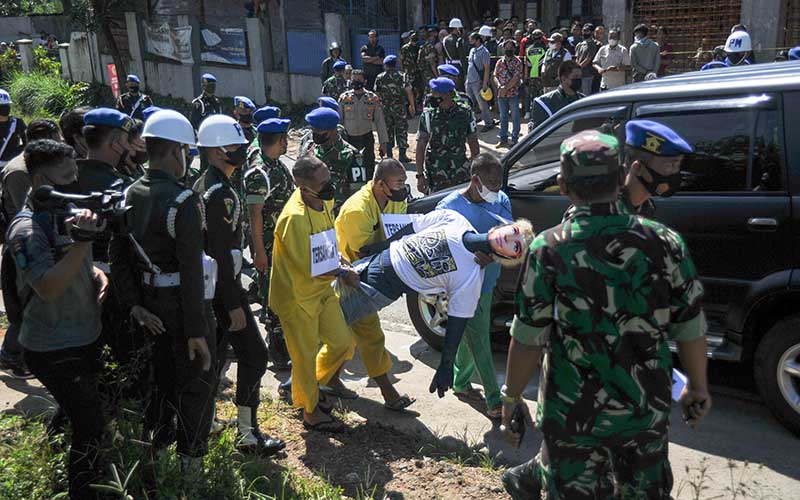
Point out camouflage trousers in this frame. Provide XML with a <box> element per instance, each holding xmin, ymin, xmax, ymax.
<box><xmin>384</xmin><ymin>108</ymin><xmax>409</xmax><ymax>151</ymax></box>
<box><xmin>426</xmin><ymin>158</ymin><xmax>471</xmax><ymax>193</ymax></box>
<box><xmin>540</xmin><ymin>431</ymin><xmax>673</xmax><ymax>500</ymax></box>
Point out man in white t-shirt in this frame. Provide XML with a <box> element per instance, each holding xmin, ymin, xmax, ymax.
<box><xmin>341</xmin><ymin>209</ymin><xmax>534</xmax><ymax>397</ymax></box>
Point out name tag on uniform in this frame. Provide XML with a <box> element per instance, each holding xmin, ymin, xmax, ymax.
<box><xmin>310</xmin><ymin>228</ymin><xmax>339</xmax><ymax>277</ymax></box>
<box><xmin>382</xmin><ymin>213</ymin><xmax>418</xmax><ymax>239</ymax></box>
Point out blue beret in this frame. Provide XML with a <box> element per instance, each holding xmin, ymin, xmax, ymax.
<box><xmin>700</xmin><ymin>61</ymin><xmax>728</xmax><ymax>71</ymax></box>
<box><xmin>333</xmin><ymin>60</ymin><xmax>347</xmax><ymax>70</ymax></box>
<box><xmin>126</xmin><ymin>74</ymin><xmax>140</xmax><ymax>83</ymax></box>
<box><xmin>253</xmin><ymin>106</ymin><xmax>281</xmax><ymax>123</ymax></box>
<box><xmin>188</xmin><ymin>147</ymin><xmax>199</xmax><ymax>157</ymax></box>
<box><xmin>142</xmin><ymin>105</ymin><xmax>162</xmax><ymax>121</ymax></box>
<box><xmin>84</xmin><ymin>107</ymin><xmax>134</xmax><ymax>132</ymax></box>
<box><xmin>257</xmin><ymin>118</ymin><xmax>291</xmax><ymax>134</ymax></box>
<box><xmin>317</xmin><ymin>96</ymin><xmax>339</xmax><ymax>111</ymax></box>
<box><xmin>625</xmin><ymin>120</ymin><xmax>693</xmax><ymax>157</ymax></box>
<box><xmin>234</xmin><ymin>96</ymin><xmax>256</xmax><ymax>110</ymax></box>
<box><xmin>429</xmin><ymin>77</ymin><xmax>455</xmax><ymax>94</ymax></box>
<box><xmin>305</xmin><ymin>107</ymin><xmax>340</xmax><ymax>130</ymax></box>
<box><xmin>201</xmin><ymin>73</ymin><xmax>217</xmax><ymax>83</ymax></box>
<box><xmin>437</xmin><ymin>64</ymin><xmax>460</xmax><ymax>76</ymax></box>
<box><xmin>384</xmin><ymin>55</ymin><xmax>398</xmax><ymax>65</ymax></box>
<box><xmin>789</xmin><ymin>46</ymin><xmax>800</xmax><ymax>60</ymax></box>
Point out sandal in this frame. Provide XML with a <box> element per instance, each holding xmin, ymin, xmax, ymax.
<box><xmin>454</xmin><ymin>387</ymin><xmax>484</xmax><ymax>402</ymax></box>
<box><xmin>320</xmin><ymin>384</ymin><xmax>359</xmax><ymax>400</ymax></box>
<box><xmin>384</xmin><ymin>394</ymin><xmax>416</xmax><ymax>412</ymax></box>
<box><xmin>302</xmin><ymin>416</ymin><xmax>347</xmax><ymax>433</ymax></box>
<box><xmin>486</xmin><ymin>405</ymin><xmax>503</xmax><ymax>420</ymax></box>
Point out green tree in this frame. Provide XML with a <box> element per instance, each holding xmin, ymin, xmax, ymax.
<box><xmin>69</xmin><ymin>0</ymin><xmax>128</xmax><ymax>78</ymax></box>
<box><xmin>0</xmin><ymin>0</ymin><xmax>64</xmax><ymax>16</ymax></box>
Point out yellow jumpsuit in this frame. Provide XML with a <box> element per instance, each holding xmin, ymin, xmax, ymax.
<box><xmin>334</xmin><ymin>181</ymin><xmax>406</xmax><ymax>378</ymax></box>
<box><xmin>269</xmin><ymin>189</ymin><xmax>354</xmax><ymax>413</ymax></box>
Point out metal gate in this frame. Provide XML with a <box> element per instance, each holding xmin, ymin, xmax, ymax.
<box><xmin>633</xmin><ymin>0</ymin><xmax>742</xmax><ymax>74</ymax></box>
<box><xmin>785</xmin><ymin>0</ymin><xmax>800</xmax><ymax>47</ymax></box>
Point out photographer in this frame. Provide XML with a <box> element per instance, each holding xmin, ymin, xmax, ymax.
<box><xmin>6</xmin><ymin>139</ymin><xmax>108</xmax><ymax>499</ymax></box>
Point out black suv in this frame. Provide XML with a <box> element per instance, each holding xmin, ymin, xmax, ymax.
<box><xmin>405</xmin><ymin>61</ymin><xmax>800</xmax><ymax>436</ymax></box>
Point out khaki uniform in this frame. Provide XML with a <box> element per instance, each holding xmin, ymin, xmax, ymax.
<box><xmin>339</xmin><ymin>90</ymin><xmax>388</xmax><ymax>180</ymax></box>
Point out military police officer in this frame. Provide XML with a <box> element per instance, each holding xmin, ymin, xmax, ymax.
<box><xmin>399</xmin><ymin>30</ymin><xmax>421</xmax><ymax>107</ymax></box>
<box><xmin>232</xmin><ymin>96</ymin><xmax>258</xmax><ymax>144</ymax></box>
<box><xmin>190</xmin><ymin>73</ymin><xmax>222</xmax><ymax>130</ymax></box>
<box><xmin>374</xmin><ymin>55</ymin><xmax>415</xmax><ymax>162</ymax></box>
<box><xmin>307</xmin><ymin>107</ymin><xmax>363</xmax><ymax>211</ymax></box>
<box><xmin>0</xmin><ymin>89</ymin><xmax>27</xmax><ymax>170</ymax></box>
<box><xmin>339</xmin><ymin>69</ymin><xmax>388</xmax><ymax>181</ymax></box>
<box><xmin>322</xmin><ymin>60</ymin><xmax>349</xmax><ymax>101</ymax></box>
<box><xmin>415</xmin><ymin>77</ymin><xmax>479</xmax><ymax>194</ymax></box>
<box><xmin>243</xmin><ymin>117</ymin><xmax>294</xmax><ymax>369</ymax></box>
<box><xmin>116</xmin><ymin>74</ymin><xmax>153</xmax><ymax>121</ymax></box>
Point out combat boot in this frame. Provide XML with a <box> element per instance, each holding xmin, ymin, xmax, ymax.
<box><xmin>502</xmin><ymin>456</ymin><xmax>542</xmax><ymax>500</ymax></box>
<box><xmin>268</xmin><ymin>324</ymin><xmax>291</xmax><ymax>370</ymax></box>
<box><xmin>385</xmin><ymin>145</ymin><xmax>393</xmax><ymax>158</ymax></box>
<box><xmin>236</xmin><ymin>406</ymin><xmax>286</xmax><ymax>457</ymax></box>
<box><xmin>398</xmin><ymin>149</ymin><xmax>411</xmax><ymax>163</ymax></box>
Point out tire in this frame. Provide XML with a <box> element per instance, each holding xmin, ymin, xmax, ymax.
<box><xmin>406</xmin><ymin>291</ymin><xmax>447</xmax><ymax>351</ymax></box>
<box><xmin>754</xmin><ymin>315</ymin><xmax>800</xmax><ymax>436</ymax></box>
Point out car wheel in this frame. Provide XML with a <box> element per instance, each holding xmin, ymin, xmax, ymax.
<box><xmin>754</xmin><ymin>315</ymin><xmax>800</xmax><ymax>436</ymax></box>
<box><xmin>406</xmin><ymin>291</ymin><xmax>447</xmax><ymax>351</ymax></box>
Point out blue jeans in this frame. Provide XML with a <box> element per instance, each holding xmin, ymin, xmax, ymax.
<box><xmin>498</xmin><ymin>95</ymin><xmax>520</xmax><ymax>142</ymax></box>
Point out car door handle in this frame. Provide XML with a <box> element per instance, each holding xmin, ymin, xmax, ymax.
<box><xmin>747</xmin><ymin>218</ymin><xmax>778</xmax><ymax>231</ymax></box>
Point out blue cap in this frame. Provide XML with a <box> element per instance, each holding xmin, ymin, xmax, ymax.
<box><xmin>142</xmin><ymin>105</ymin><xmax>162</xmax><ymax>121</ymax></box>
<box><xmin>333</xmin><ymin>60</ymin><xmax>347</xmax><ymax>70</ymax></box>
<box><xmin>625</xmin><ymin>120</ymin><xmax>693</xmax><ymax>157</ymax></box>
<box><xmin>254</xmin><ymin>106</ymin><xmax>281</xmax><ymax>123</ymax></box>
<box><xmin>84</xmin><ymin>107</ymin><xmax>134</xmax><ymax>132</ymax></box>
<box><xmin>789</xmin><ymin>46</ymin><xmax>800</xmax><ymax>60</ymax></box>
<box><xmin>257</xmin><ymin>118</ymin><xmax>291</xmax><ymax>134</ymax></box>
<box><xmin>317</xmin><ymin>96</ymin><xmax>339</xmax><ymax>111</ymax></box>
<box><xmin>126</xmin><ymin>74</ymin><xmax>140</xmax><ymax>83</ymax></box>
<box><xmin>437</xmin><ymin>64</ymin><xmax>460</xmax><ymax>76</ymax></box>
<box><xmin>429</xmin><ymin>77</ymin><xmax>455</xmax><ymax>94</ymax></box>
<box><xmin>201</xmin><ymin>73</ymin><xmax>217</xmax><ymax>83</ymax></box>
<box><xmin>383</xmin><ymin>54</ymin><xmax>398</xmax><ymax>65</ymax></box>
<box><xmin>305</xmin><ymin>107</ymin><xmax>340</xmax><ymax>130</ymax></box>
<box><xmin>700</xmin><ymin>61</ymin><xmax>728</xmax><ymax>71</ymax></box>
<box><xmin>234</xmin><ymin>96</ymin><xmax>256</xmax><ymax>110</ymax></box>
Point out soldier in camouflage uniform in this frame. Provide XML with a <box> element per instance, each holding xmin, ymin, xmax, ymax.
<box><xmin>306</xmin><ymin>107</ymin><xmax>364</xmax><ymax>211</ymax></box>
<box><xmin>501</xmin><ymin>128</ymin><xmax>711</xmax><ymax>500</ymax></box>
<box><xmin>374</xmin><ymin>55</ymin><xmax>415</xmax><ymax>162</ymax></box>
<box><xmin>415</xmin><ymin>77</ymin><xmax>479</xmax><ymax>194</ymax></box>
<box><xmin>418</xmin><ymin>27</ymin><xmax>439</xmax><ymax>96</ymax></box>
<box><xmin>322</xmin><ymin>60</ymin><xmax>349</xmax><ymax>101</ymax></box>
<box><xmin>243</xmin><ymin>118</ymin><xmax>294</xmax><ymax>369</ymax></box>
<box><xmin>400</xmin><ymin>30</ymin><xmax>421</xmax><ymax>108</ymax></box>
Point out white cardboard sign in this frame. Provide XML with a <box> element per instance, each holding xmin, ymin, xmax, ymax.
<box><xmin>382</xmin><ymin>213</ymin><xmax>418</xmax><ymax>239</ymax></box>
<box><xmin>310</xmin><ymin>228</ymin><xmax>339</xmax><ymax>277</ymax></box>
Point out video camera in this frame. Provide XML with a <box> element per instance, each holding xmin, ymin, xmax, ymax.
<box><xmin>33</xmin><ymin>185</ymin><xmax>132</xmax><ymax>237</ymax></box>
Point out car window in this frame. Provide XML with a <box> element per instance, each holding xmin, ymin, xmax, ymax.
<box><xmin>636</xmin><ymin>109</ymin><xmax>784</xmax><ymax>193</ymax></box>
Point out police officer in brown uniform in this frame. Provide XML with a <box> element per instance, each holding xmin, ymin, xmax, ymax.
<box><xmin>339</xmin><ymin>70</ymin><xmax>388</xmax><ymax>182</ymax></box>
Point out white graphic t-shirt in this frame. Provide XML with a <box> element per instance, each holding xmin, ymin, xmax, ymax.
<box><xmin>389</xmin><ymin>209</ymin><xmax>485</xmax><ymax>318</ymax></box>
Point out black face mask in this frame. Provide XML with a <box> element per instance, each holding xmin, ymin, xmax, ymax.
<box><xmin>504</xmin><ymin>48</ymin><xmax>515</xmax><ymax>56</ymax></box>
<box><xmin>313</xmin><ymin>181</ymin><xmax>336</xmax><ymax>200</ymax></box>
<box><xmin>388</xmin><ymin>185</ymin><xmax>408</xmax><ymax>202</ymax></box>
<box><xmin>204</xmin><ymin>84</ymin><xmax>216</xmax><ymax>94</ymax></box>
<box><xmin>239</xmin><ymin>114</ymin><xmax>254</xmax><ymax>124</ymax></box>
<box><xmin>569</xmin><ymin>78</ymin><xmax>582</xmax><ymax>91</ymax></box>
<box><xmin>639</xmin><ymin>161</ymin><xmax>682</xmax><ymax>198</ymax></box>
<box><xmin>351</xmin><ymin>80</ymin><xmax>365</xmax><ymax>90</ymax></box>
<box><xmin>0</xmin><ymin>106</ymin><xmax>10</xmax><ymax>117</ymax></box>
<box><xmin>223</xmin><ymin>146</ymin><xmax>247</xmax><ymax>167</ymax></box>
<box><xmin>429</xmin><ymin>96</ymin><xmax>442</xmax><ymax>108</ymax></box>
<box><xmin>128</xmin><ymin>85</ymin><xmax>140</xmax><ymax>93</ymax></box>
<box><xmin>312</xmin><ymin>132</ymin><xmax>329</xmax><ymax>145</ymax></box>
<box><xmin>132</xmin><ymin>150</ymin><xmax>149</xmax><ymax>165</ymax></box>
<box><xmin>583</xmin><ymin>33</ymin><xmax>592</xmax><ymax>40</ymax></box>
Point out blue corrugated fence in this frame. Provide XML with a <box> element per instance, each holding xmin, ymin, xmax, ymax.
<box><xmin>287</xmin><ymin>31</ymin><xmax>328</xmax><ymax>76</ymax></box>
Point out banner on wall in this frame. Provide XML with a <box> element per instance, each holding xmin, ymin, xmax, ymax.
<box><xmin>143</xmin><ymin>21</ymin><xmax>193</xmax><ymax>64</ymax></box>
<box><xmin>107</xmin><ymin>63</ymin><xmax>119</xmax><ymax>98</ymax></box>
<box><xmin>200</xmin><ymin>24</ymin><xmax>248</xmax><ymax>66</ymax></box>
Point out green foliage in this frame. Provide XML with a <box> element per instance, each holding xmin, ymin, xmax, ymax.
<box><xmin>0</xmin><ymin>48</ymin><xmax>21</xmax><ymax>78</ymax></box>
<box><xmin>0</xmin><ymin>415</ymin><xmax>68</xmax><ymax>500</ymax></box>
<box><xmin>33</xmin><ymin>46</ymin><xmax>61</xmax><ymax>77</ymax></box>
<box><xmin>0</xmin><ymin>0</ymin><xmax>63</xmax><ymax>16</ymax></box>
<box><xmin>6</xmin><ymin>71</ymin><xmax>89</xmax><ymax>119</ymax></box>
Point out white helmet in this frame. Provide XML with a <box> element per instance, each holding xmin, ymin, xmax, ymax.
<box><xmin>142</xmin><ymin>109</ymin><xmax>196</xmax><ymax>145</ymax></box>
<box><xmin>449</xmin><ymin>18</ymin><xmax>463</xmax><ymax>29</ymax></box>
<box><xmin>196</xmin><ymin>114</ymin><xmax>248</xmax><ymax>148</ymax></box>
<box><xmin>0</xmin><ymin>89</ymin><xmax>11</xmax><ymax>105</ymax></box>
<box><xmin>478</xmin><ymin>25</ymin><xmax>493</xmax><ymax>38</ymax></box>
<box><xmin>725</xmin><ymin>31</ymin><xmax>752</xmax><ymax>53</ymax></box>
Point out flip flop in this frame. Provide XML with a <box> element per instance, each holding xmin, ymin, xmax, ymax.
<box><xmin>302</xmin><ymin>416</ymin><xmax>347</xmax><ymax>433</ymax></box>
<box><xmin>454</xmin><ymin>387</ymin><xmax>484</xmax><ymax>402</ymax></box>
<box><xmin>384</xmin><ymin>394</ymin><xmax>416</xmax><ymax>412</ymax></box>
<box><xmin>320</xmin><ymin>385</ymin><xmax>359</xmax><ymax>400</ymax></box>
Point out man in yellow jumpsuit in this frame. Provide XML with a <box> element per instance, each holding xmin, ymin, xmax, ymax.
<box><xmin>331</xmin><ymin>159</ymin><xmax>416</xmax><ymax>410</ymax></box>
<box><xmin>269</xmin><ymin>155</ymin><xmax>359</xmax><ymax>432</ymax></box>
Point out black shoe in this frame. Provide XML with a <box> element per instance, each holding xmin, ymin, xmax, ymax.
<box><xmin>0</xmin><ymin>351</ymin><xmax>34</xmax><ymax>380</ymax></box>
<box><xmin>480</xmin><ymin>122</ymin><xmax>496</xmax><ymax>133</ymax></box>
<box><xmin>278</xmin><ymin>378</ymin><xmax>292</xmax><ymax>404</ymax></box>
<box><xmin>237</xmin><ymin>429</ymin><xmax>286</xmax><ymax>457</ymax></box>
<box><xmin>502</xmin><ymin>458</ymin><xmax>542</xmax><ymax>500</ymax></box>
<box><xmin>268</xmin><ymin>327</ymin><xmax>291</xmax><ymax>370</ymax></box>
<box><xmin>398</xmin><ymin>150</ymin><xmax>411</xmax><ymax>163</ymax></box>
<box><xmin>386</xmin><ymin>148</ymin><xmax>393</xmax><ymax>158</ymax></box>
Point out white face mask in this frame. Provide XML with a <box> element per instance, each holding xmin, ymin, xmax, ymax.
<box><xmin>548</xmin><ymin>42</ymin><xmax>557</xmax><ymax>50</ymax></box>
<box><xmin>635</xmin><ymin>35</ymin><xmax>643</xmax><ymax>42</ymax></box>
<box><xmin>477</xmin><ymin>177</ymin><xmax>499</xmax><ymax>203</ymax></box>
<box><xmin>609</xmin><ymin>39</ymin><xmax>619</xmax><ymax>47</ymax></box>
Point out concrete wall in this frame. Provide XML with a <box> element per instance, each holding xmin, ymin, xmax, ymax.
<box><xmin>0</xmin><ymin>17</ymin><xmax>35</xmax><ymax>43</ymax></box>
<box><xmin>199</xmin><ymin>64</ymin><xmax>256</xmax><ymax>99</ymax></box>
<box><xmin>143</xmin><ymin>60</ymin><xmax>195</xmax><ymax>101</ymax></box>
<box><xmin>0</xmin><ymin>15</ymin><xmax>73</xmax><ymax>44</ymax></box>
<box><xmin>289</xmin><ymin>74</ymin><xmax>320</xmax><ymax>104</ymax></box>
<box><xmin>266</xmin><ymin>71</ymin><xmax>290</xmax><ymax>103</ymax></box>
<box><xmin>741</xmin><ymin>0</ymin><xmax>782</xmax><ymax>59</ymax></box>
<box><xmin>602</xmin><ymin>0</ymin><xmax>633</xmax><ymax>47</ymax></box>
<box><xmin>67</xmin><ymin>32</ymin><xmax>96</xmax><ymax>83</ymax></box>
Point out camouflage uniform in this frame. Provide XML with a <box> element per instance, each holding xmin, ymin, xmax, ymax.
<box><xmin>314</xmin><ymin>135</ymin><xmax>363</xmax><ymax>210</ymax></box>
<box><xmin>418</xmin><ymin>41</ymin><xmax>439</xmax><ymax>95</ymax></box>
<box><xmin>400</xmin><ymin>40</ymin><xmax>421</xmax><ymax>103</ymax></box>
<box><xmin>418</xmin><ymin>100</ymin><xmax>477</xmax><ymax>192</ymax></box>
<box><xmin>374</xmin><ymin>69</ymin><xmax>411</xmax><ymax>153</ymax></box>
<box><xmin>322</xmin><ymin>75</ymin><xmax>349</xmax><ymax>101</ymax></box>
<box><xmin>512</xmin><ymin>132</ymin><xmax>706</xmax><ymax>500</ymax></box>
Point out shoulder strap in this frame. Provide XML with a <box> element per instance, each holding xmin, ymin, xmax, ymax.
<box><xmin>243</xmin><ymin>166</ymin><xmax>271</xmax><ymax>198</ymax></box>
<box><xmin>167</xmin><ymin>189</ymin><xmax>196</xmax><ymax>238</ymax></box>
<box><xmin>202</xmin><ymin>182</ymin><xmax>240</xmax><ymax>229</ymax></box>
<box><xmin>534</xmin><ymin>97</ymin><xmax>554</xmax><ymax>118</ymax></box>
<box><xmin>193</xmin><ymin>97</ymin><xmax>206</xmax><ymax>115</ymax></box>
<box><xmin>0</xmin><ymin>118</ymin><xmax>18</xmax><ymax>160</ymax></box>
<box><xmin>129</xmin><ymin>95</ymin><xmax>145</xmax><ymax>117</ymax></box>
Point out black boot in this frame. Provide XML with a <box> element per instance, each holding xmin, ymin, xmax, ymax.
<box><xmin>398</xmin><ymin>149</ymin><xmax>410</xmax><ymax>163</ymax></box>
<box><xmin>267</xmin><ymin>321</ymin><xmax>291</xmax><ymax>371</ymax></box>
<box><xmin>502</xmin><ymin>457</ymin><xmax>542</xmax><ymax>500</ymax></box>
<box><xmin>386</xmin><ymin>145</ymin><xmax>393</xmax><ymax>158</ymax></box>
<box><xmin>236</xmin><ymin>406</ymin><xmax>286</xmax><ymax>457</ymax></box>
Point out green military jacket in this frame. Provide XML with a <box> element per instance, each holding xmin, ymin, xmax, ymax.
<box><xmin>400</xmin><ymin>41</ymin><xmax>420</xmax><ymax>81</ymax></box>
<box><xmin>512</xmin><ymin>202</ymin><xmax>706</xmax><ymax>440</ymax></box>
<box><xmin>322</xmin><ymin>75</ymin><xmax>349</xmax><ymax>100</ymax></box>
<box><xmin>242</xmin><ymin>149</ymin><xmax>295</xmax><ymax>249</ymax></box>
<box><xmin>418</xmin><ymin>42</ymin><xmax>439</xmax><ymax>90</ymax></box>
<box><xmin>315</xmin><ymin>135</ymin><xmax>362</xmax><ymax>207</ymax></box>
<box><xmin>374</xmin><ymin>70</ymin><xmax>410</xmax><ymax>113</ymax></box>
<box><xmin>418</xmin><ymin>100</ymin><xmax>477</xmax><ymax>191</ymax></box>
<box><xmin>531</xmin><ymin>87</ymin><xmax>584</xmax><ymax>128</ymax></box>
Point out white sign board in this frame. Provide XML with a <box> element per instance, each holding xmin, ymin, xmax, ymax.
<box><xmin>382</xmin><ymin>213</ymin><xmax>418</xmax><ymax>239</ymax></box>
<box><xmin>310</xmin><ymin>228</ymin><xmax>339</xmax><ymax>277</ymax></box>
<box><xmin>143</xmin><ymin>21</ymin><xmax>194</xmax><ymax>64</ymax></box>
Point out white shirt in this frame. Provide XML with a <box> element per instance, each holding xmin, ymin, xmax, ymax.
<box><xmin>593</xmin><ymin>43</ymin><xmax>630</xmax><ymax>90</ymax></box>
<box><xmin>389</xmin><ymin>209</ymin><xmax>485</xmax><ymax>318</ymax></box>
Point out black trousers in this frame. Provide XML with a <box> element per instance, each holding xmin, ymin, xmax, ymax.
<box><xmin>143</xmin><ymin>289</ymin><xmax>217</xmax><ymax>457</ymax></box>
<box><xmin>26</xmin><ymin>341</ymin><xmax>105</xmax><ymax>500</ymax></box>
<box><xmin>214</xmin><ymin>288</ymin><xmax>269</xmax><ymax>408</ymax></box>
<box><xmin>346</xmin><ymin>132</ymin><xmax>376</xmax><ymax>181</ymax></box>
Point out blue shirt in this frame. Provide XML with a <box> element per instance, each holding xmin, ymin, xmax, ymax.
<box><xmin>437</xmin><ymin>190</ymin><xmax>512</xmax><ymax>293</ymax></box>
